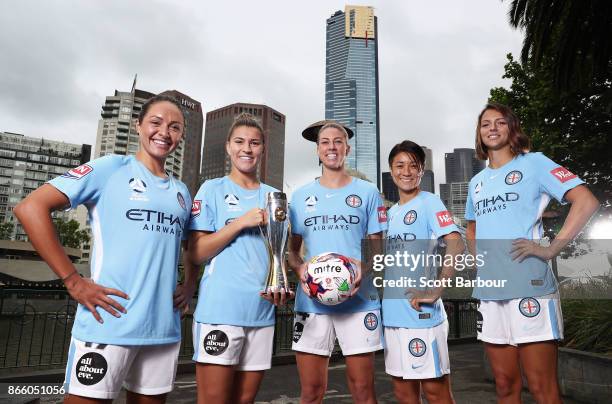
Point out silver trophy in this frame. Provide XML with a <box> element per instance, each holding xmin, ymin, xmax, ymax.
<box><xmin>260</xmin><ymin>192</ymin><xmax>290</xmax><ymax>293</ymax></box>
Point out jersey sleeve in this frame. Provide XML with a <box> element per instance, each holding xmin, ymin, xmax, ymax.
<box><xmin>532</xmin><ymin>153</ymin><xmax>585</xmax><ymax>203</ymax></box>
<box><xmin>47</xmin><ymin>155</ymin><xmax>122</xmax><ymax>209</ymax></box>
<box><xmin>289</xmin><ymin>192</ymin><xmax>304</xmax><ymax>236</ymax></box>
<box><xmin>465</xmin><ymin>183</ymin><xmax>475</xmax><ymax>221</ymax></box>
<box><xmin>189</xmin><ymin>180</ymin><xmax>216</xmax><ymax>232</ymax></box>
<box><xmin>181</xmin><ymin>186</ymin><xmax>193</xmax><ymax>241</ymax></box>
<box><xmin>427</xmin><ymin>196</ymin><xmax>459</xmax><ymax>237</ymax></box>
<box><xmin>366</xmin><ymin>187</ymin><xmax>388</xmax><ymax>235</ymax></box>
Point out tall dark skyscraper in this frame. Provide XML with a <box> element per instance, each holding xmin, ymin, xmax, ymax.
<box><xmin>444</xmin><ymin>148</ymin><xmax>484</xmax><ymax>183</ymax></box>
<box><xmin>421</xmin><ymin>146</ymin><xmax>435</xmax><ymax>194</ymax></box>
<box><xmin>201</xmin><ymin>103</ymin><xmax>285</xmax><ymax>190</ymax></box>
<box><xmin>381</xmin><ymin>172</ymin><xmax>398</xmax><ymax>203</ymax></box>
<box><xmin>326</xmin><ymin>5</ymin><xmax>380</xmax><ymax>188</ymax></box>
<box><xmin>95</xmin><ymin>83</ymin><xmax>203</xmax><ymax>196</ymax></box>
<box><xmin>439</xmin><ymin>148</ymin><xmax>484</xmax><ymax>226</ymax></box>
<box><xmin>160</xmin><ymin>90</ymin><xmax>204</xmax><ymax>196</ymax></box>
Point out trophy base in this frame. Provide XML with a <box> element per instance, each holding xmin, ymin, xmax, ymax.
<box><xmin>261</xmin><ymin>286</ymin><xmax>289</xmax><ymax>293</ymax></box>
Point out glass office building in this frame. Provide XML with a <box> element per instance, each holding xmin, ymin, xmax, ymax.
<box><xmin>325</xmin><ymin>6</ymin><xmax>380</xmax><ymax>188</ymax></box>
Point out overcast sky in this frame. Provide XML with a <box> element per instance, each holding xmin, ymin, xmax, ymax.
<box><xmin>0</xmin><ymin>0</ymin><xmax>523</xmax><ymax>196</ymax></box>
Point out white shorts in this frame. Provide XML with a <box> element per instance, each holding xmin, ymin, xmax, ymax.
<box><xmin>64</xmin><ymin>338</ymin><xmax>180</xmax><ymax>399</ymax></box>
<box><xmin>384</xmin><ymin>320</ymin><xmax>450</xmax><ymax>380</ymax></box>
<box><xmin>477</xmin><ymin>293</ymin><xmax>563</xmax><ymax>346</ymax></box>
<box><xmin>292</xmin><ymin>310</ymin><xmax>383</xmax><ymax>356</ymax></box>
<box><xmin>192</xmin><ymin>322</ymin><xmax>274</xmax><ymax>371</ymax></box>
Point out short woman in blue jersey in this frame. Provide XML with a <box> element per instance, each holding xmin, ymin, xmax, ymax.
<box><xmin>15</xmin><ymin>95</ymin><xmax>192</xmax><ymax>403</ymax></box>
<box><xmin>188</xmin><ymin>113</ymin><xmax>286</xmax><ymax>404</ymax></box>
<box><xmin>384</xmin><ymin>141</ymin><xmax>463</xmax><ymax>404</ymax></box>
<box><xmin>465</xmin><ymin>103</ymin><xmax>598</xmax><ymax>403</ymax></box>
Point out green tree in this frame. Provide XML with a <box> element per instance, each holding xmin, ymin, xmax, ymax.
<box><xmin>489</xmin><ymin>54</ymin><xmax>612</xmax><ymax>206</ymax></box>
<box><xmin>506</xmin><ymin>0</ymin><xmax>612</xmax><ymax>94</ymax></box>
<box><xmin>0</xmin><ymin>222</ymin><xmax>14</xmax><ymax>240</ymax></box>
<box><xmin>53</xmin><ymin>218</ymin><xmax>90</xmax><ymax>249</ymax></box>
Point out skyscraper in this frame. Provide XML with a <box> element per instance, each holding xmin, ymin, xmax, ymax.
<box><xmin>0</xmin><ymin>131</ymin><xmax>91</xmax><ymax>240</ymax></box>
<box><xmin>444</xmin><ymin>148</ymin><xmax>484</xmax><ymax>183</ymax></box>
<box><xmin>326</xmin><ymin>5</ymin><xmax>380</xmax><ymax>188</ymax></box>
<box><xmin>422</xmin><ymin>146</ymin><xmax>435</xmax><ymax>194</ymax></box>
<box><xmin>95</xmin><ymin>84</ymin><xmax>203</xmax><ymax>195</ymax></box>
<box><xmin>381</xmin><ymin>172</ymin><xmax>398</xmax><ymax>203</ymax></box>
<box><xmin>201</xmin><ymin>103</ymin><xmax>285</xmax><ymax>190</ymax></box>
<box><xmin>439</xmin><ymin>148</ymin><xmax>484</xmax><ymax>226</ymax></box>
<box><xmin>421</xmin><ymin>170</ymin><xmax>435</xmax><ymax>194</ymax></box>
<box><xmin>160</xmin><ymin>90</ymin><xmax>204</xmax><ymax>196</ymax></box>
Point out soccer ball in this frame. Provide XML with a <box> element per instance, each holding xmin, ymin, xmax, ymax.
<box><xmin>305</xmin><ymin>252</ymin><xmax>356</xmax><ymax>305</ymax></box>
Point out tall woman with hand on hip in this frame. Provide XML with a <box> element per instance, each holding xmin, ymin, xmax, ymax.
<box><xmin>465</xmin><ymin>103</ymin><xmax>598</xmax><ymax>404</ymax></box>
<box><xmin>288</xmin><ymin>121</ymin><xmax>388</xmax><ymax>404</ymax></box>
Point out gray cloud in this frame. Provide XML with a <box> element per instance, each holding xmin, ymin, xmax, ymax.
<box><xmin>0</xmin><ymin>0</ymin><xmax>523</xmax><ymax>195</ymax></box>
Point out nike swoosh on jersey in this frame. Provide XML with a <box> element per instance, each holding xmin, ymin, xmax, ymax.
<box><xmin>411</xmin><ymin>363</ymin><xmax>424</xmax><ymax>369</ymax></box>
<box><xmin>325</xmin><ymin>193</ymin><xmax>336</xmax><ymax>198</ymax></box>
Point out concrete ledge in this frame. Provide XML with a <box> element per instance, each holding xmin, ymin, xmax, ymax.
<box><xmin>482</xmin><ymin>345</ymin><xmax>612</xmax><ymax>403</ymax></box>
<box><xmin>558</xmin><ymin>347</ymin><xmax>612</xmax><ymax>404</ymax></box>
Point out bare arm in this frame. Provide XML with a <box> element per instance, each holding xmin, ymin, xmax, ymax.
<box><xmin>547</xmin><ymin>185</ymin><xmax>599</xmax><ymax>254</ymax></box>
<box><xmin>512</xmin><ymin>185</ymin><xmax>600</xmax><ymax>261</ymax></box>
<box><xmin>410</xmin><ymin>232</ymin><xmax>464</xmax><ymax>310</ymax></box>
<box><xmin>362</xmin><ymin>231</ymin><xmax>384</xmax><ymax>275</ymax></box>
<box><xmin>14</xmin><ymin>184</ymin><xmax>128</xmax><ymax>322</ymax></box>
<box><xmin>188</xmin><ymin>207</ymin><xmax>265</xmax><ymax>265</ymax></box>
<box><xmin>14</xmin><ymin>185</ymin><xmax>79</xmax><ymax>280</ymax></box>
<box><xmin>173</xmin><ymin>240</ymin><xmax>200</xmax><ymax>315</ymax></box>
<box><xmin>287</xmin><ymin>234</ymin><xmax>309</xmax><ymax>295</ymax></box>
<box><xmin>466</xmin><ymin>220</ymin><xmax>476</xmax><ymax>257</ymax></box>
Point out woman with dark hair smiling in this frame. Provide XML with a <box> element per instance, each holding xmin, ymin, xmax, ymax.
<box><xmin>383</xmin><ymin>140</ymin><xmax>462</xmax><ymax>404</ymax></box>
<box><xmin>465</xmin><ymin>103</ymin><xmax>599</xmax><ymax>403</ymax></box>
<box><xmin>15</xmin><ymin>95</ymin><xmax>193</xmax><ymax>403</ymax></box>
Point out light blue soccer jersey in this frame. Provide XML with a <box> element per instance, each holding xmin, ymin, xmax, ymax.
<box><xmin>383</xmin><ymin>191</ymin><xmax>459</xmax><ymax>328</ymax></box>
<box><xmin>189</xmin><ymin>177</ymin><xmax>277</xmax><ymax>327</ymax></box>
<box><xmin>290</xmin><ymin>178</ymin><xmax>388</xmax><ymax>314</ymax></box>
<box><xmin>48</xmin><ymin>155</ymin><xmax>191</xmax><ymax>345</ymax></box>
<box><xmin>465</xmin><ymin>152</ymin><xmax>584</xmax><ymax>300</ymax></box>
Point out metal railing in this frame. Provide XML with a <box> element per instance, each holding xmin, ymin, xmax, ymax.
<box><xmin>0</xmin><ymin>288</ymin><xmax>478</xmax><ymax>373</ymax></box>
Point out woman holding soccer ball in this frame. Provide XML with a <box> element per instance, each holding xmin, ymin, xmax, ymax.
<box><xmin>188</xmin><ymin>113</ymin><xmax>287</xmax><ymax>404</ymax></box>
<box><xmin>288</xmin><ymin>121</ymin><xmax>388</xmax><ymax>403</ymax></box>
<box><xmin>465</xmin><ymin>103</ymin><xmax>598</xmax><ymax>403</ymax></box>
<box><xmin>384</xmin><ymin>140</ymin><xmax>464</xmax><ymax>404</ymax></box>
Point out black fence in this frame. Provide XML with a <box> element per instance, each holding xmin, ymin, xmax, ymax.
<box><xmin>0</xmin><ymin>288</ymin><xmax>478</xmax><ymax>374</ymax></box>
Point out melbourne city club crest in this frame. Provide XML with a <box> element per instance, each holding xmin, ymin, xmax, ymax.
<box><xmin>505</xmin><ymin>170</ymin><xmax>523</xmax><ymax>185</ymax></box>
<box><xmin>409</xmin><ymin>338</ymin><xmax>427</xmax><ymax>357</ymax></box>
<box><xmin>404</xmin><ymin>210</ymin><xmax>417</xmax><ymax>225</ymax></box>
<box><xmin>364</xmin><ymin>312</ymin><xmax>378</xmax><ymax>331</ymax></box>
<box><xmin>519</xmin><ymin>297</ymin><xmax>540</xmax><ymax>317</ymax></box>
<box><xmin>345</xmin><ymin>194</ymin><xmax>362</xmax><ymax>208</ymax></box>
